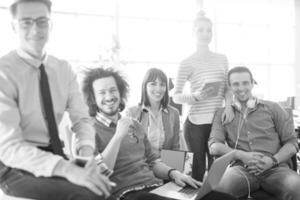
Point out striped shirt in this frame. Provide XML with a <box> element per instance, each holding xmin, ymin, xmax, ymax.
<box><xmin>173</xmin><ymin>51</ymin><xmax>228</xmax><ymax>125</ymax></box>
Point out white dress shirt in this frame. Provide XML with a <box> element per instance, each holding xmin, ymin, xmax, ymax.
<box><xmin>0</xmin><ymin>49</ymin><xmax>95</xmax><ymax>177</ymax></box>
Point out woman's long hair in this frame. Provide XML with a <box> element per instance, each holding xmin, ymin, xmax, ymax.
<box><xmin>140</xmin><ymin>68</ymin><xmax>169</xmax><ymax>109</ymax></box>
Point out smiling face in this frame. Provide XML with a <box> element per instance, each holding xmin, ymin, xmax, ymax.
<box><xmin>12</xmin><ymin>1</ymin><xmax>51</xmax><ymax>58</ymax></box>
<box><xmin>93</xmin><ymin>76</ymin><xmax>121</xmax><ymax>118</ymax></box>
<box><xmin>229</xmin><ymin>72</ymin><xmax>254</xmax><ymax>104</ymax></box>
<box><xmin>194</xmin><ymin>19</ymin><xmax>212</xmax><ymax>46</ymax></box>
<box><xmin>146</xmin><ymin>78</ymin><xmax>167</xmax><ymax>106</ymax></box>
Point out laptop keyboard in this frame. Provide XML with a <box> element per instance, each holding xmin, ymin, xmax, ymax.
<box><xmin>178</xmin><ymin>185</ymin><xmax>199</xmax><ymax>196</ymax></box>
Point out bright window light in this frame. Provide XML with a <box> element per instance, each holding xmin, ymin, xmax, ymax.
<box><xmin>0</xmin><ymin>0</ymin><xmax>296</xmax><ymax>104</ymax></box>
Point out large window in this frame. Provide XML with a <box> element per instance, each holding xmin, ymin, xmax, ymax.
<box><xmin>203</xmin><ymin>0</ymin><xmax>295</xmax><ymax>101</ymax></box>
<box><xmin>0</xmin><ymin>0</ymin><xmax>296</xmax><ymax>104</ymax></box>
<box><xmin>118</xmin><ymin>0</ymin><xmax>197</xmax><ymax>105</ymax></box>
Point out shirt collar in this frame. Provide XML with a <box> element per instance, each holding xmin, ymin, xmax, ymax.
<box><xmin>231</xmin><ymin>97</ymin><xmax>262</xmax><ymax>112</ymax></box>
<box><xmin>141</xmin><ymin>104</ymin><xmax>168</xmax><ymax>114</ymax></box>
<box><xmin>96</xmin><ymin>112</ymin><xmax>120</xmax><ymax>128</ymax></box>
<box><xmin>16</xmin><ymin>48</ymin><xmax>48</xmax><ymax>69</ymax></box>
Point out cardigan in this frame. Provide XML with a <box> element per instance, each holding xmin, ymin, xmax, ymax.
<box><xmin>126</xmin><ymin>105</ymin><xmax>180</xmax><ymax>151</ymax></box>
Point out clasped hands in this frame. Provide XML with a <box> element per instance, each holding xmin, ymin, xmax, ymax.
<box><xmin>241</xmin><ymin>152</ymin><xmax>274</xmax><ymax>176</ymax></box>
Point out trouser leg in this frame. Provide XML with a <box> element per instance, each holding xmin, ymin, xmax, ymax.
<box><xmin>183</xmin><ymin>119</ymin><xmax>212</xmax><ymax>181</ymax></box>
<box><xmin>0</xmin><ymin>165</ymin><xmax>104</xmax><ymax>200</ymax></box>
<box><xmin>202</xmin><ymin>191</ymin><xmax>238</xmax><ymax>200</ymax></box>
<box><xmin>202</xmin><ymin>124</ymin><xmax>213</xmax><ymax>170</ymax></box>
<box><xmin>215</xmin><ymin>165</ymin><xmax>260</xmax><ymax>198</ymax></box>
<box><xmin>260</xmin><ymin>166</ymin><xmax>300</xmax><ymax>200</ymax></box>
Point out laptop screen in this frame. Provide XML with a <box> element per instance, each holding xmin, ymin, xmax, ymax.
<box><xmin>161</xmin><ymin>149</ymin><xmax>193</xmax><ymax>176</ymax></box>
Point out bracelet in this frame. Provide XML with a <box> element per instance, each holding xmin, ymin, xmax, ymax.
<box><xmin>271</xmin><ymin>156</ymin><xmax>279</xmax><ymax>168</ymax></box>
<box><xmin>167</xmin><ymin>168</ymin><xmax>177</xmax><ymax>181</ymax></box>
<box><xmin>95</xmin><ymin>153</ymin><xmax>114</xmax><ymax>177</ymax></box>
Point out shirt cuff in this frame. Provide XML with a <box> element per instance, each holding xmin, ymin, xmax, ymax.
<box><xmin>48</xmin><ymin>156</ymin><xmax>65</xmax><ymax>177</ymax></box>
<box><xmin>208</xmin><ymin>138</ymin><xmax>224</xmax><ymax>148</ymax></box>
<box><xmin>284</xmin><ymin>138</ymin><xmax>299</xmax><ymax>152</ymax></box>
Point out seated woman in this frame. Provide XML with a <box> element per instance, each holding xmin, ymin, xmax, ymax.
<box><xmin>126</xmin><ymin>68</ymin><xmax>180</xmax><ymax>153</ymax></box>
<box><xmin>81</xmin><ymin>67</ymin><xmax>237</xmax><ymax>200</ymax></box>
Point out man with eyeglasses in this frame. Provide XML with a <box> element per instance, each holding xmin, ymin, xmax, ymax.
<box><xmin>0</xmin><ymin>0</ymin><xmax>114</xmax><ymax>199</ymax></box>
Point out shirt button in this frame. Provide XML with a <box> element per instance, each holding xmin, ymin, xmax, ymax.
<box><xmin>247</xmin><ymin>131</ymin><xmax>250</xmax><ymax>134</ymax></box>
<box><xmin>249</xmin><ymin>141</ymin><xmax>252</xmax><ymax>145</ymax></box>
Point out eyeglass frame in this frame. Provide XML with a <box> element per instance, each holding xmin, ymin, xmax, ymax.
<box><xmin>14</xmin><ymin>17</ymin><xmax>51</xmax><ymax>29</ymax></box>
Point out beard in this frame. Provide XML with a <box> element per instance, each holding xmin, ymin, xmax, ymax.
<box><xmin>98</xmin><ymin>98</ymin><xmax>120</xmax><ymax>117</ymax></box>
<box><xmin>98</xmin><ymin>106</ymin><xmax>119</xmax><ymax>117</ymax></box>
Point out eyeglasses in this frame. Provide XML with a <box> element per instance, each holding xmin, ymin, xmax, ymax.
<box><xmin>17</xmin><ymin>17</ymin><xmax>51</xmax><ymax>29</ymax></box>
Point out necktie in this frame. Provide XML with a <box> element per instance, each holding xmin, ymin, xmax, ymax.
<box><xmin>39</xmin><ymin>64</ymin><xmax>65</xmax><ymax>158</ymax></box>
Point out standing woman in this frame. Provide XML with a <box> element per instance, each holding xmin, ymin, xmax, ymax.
<box><xmin>126</xmin><ymin>68</ymin><xmax>180</xmax><ymax>153</ymax></box>
<box><xmin>173</xmin><ymin>11</ymin><xmax>232</xmax><ymax>181</ymax></box>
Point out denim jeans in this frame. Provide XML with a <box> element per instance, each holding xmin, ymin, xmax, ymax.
<box><xmin>216</xmin><ymin>164</ymin><xmax>300</xmax><ymax>200</ymax></box>
<box><xmin>183</xmin><ymin>119</ymin><xmax>213</xmax><ymax>181</ymax></box>
<box><xmin>0</xmin><ymin>161</ymin><xmax>104</xmax><ymax>200</ymax></box>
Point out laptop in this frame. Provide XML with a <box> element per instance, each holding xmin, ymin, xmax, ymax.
<box><xmin>151</xmin><ymin>151</ymin><xmax>234</xmax><ymax>200</ymax></box>
<box><xmin>160</xmin><ymin>149</ymin><xmax>193</xmax><ymax>176</ymax></box>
